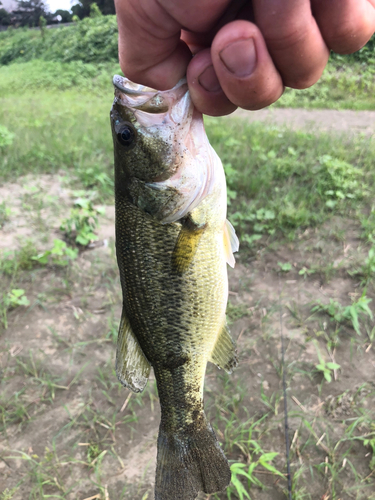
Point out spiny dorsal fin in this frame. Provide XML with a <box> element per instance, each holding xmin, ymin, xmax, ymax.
<box><xmin>223</xmin><ymin>219</ymin><xmax>239</xmax><ymax>268</ymax></box>
<box><xmin>172</xmin><ymin>217</ymin><xmax>206</xmax><ymax>274</ymax></box>
<box><xmin>209</xmin><ymin>321</ymin><xmax>238</xmax><ymax>374</ymax></box>
<box><xmin>116</xmin><ymin>310</ymin><xmax>151</xmax><ymax>393</ymax></box>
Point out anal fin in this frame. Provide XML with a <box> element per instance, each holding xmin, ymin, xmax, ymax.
<box><xmin>116</xmin><ymin>310</ymin><xmax>151</xmax><ymax>393</ymax></box>
<box><xmin>209</xmin><ymin>322</ymin><xmax>238</xmax><ymax>374</ymax></box>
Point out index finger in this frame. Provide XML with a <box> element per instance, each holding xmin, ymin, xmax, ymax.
<box><xmin>114</xmin><ymin>0</ymin><xmax>230</xmax><ymax>90</ymax></box>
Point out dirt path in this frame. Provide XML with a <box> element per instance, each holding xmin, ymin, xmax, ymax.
<box><xmin>230</xmin><ymin>107</ymin><xmax>375</xmax><ymax>135</ymax></box>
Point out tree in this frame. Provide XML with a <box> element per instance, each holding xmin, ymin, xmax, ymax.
<box><xmin>71</xmin><ymin>2</ymin><xmax>88</xmax><ymax>19</ymax></box>
<box><xmin>12</xmin><ymin>0</ymin><xmax>51</xmax><ymax>27</ymax></box>
<box><xmin>53</xmin><ymin>9</ymin><xmax>72</xmax><ymax>23</ymax></box>
<box><xmin>89</xmin><ymin>2</ymin><xmax>101</xmax><ymax>17</ymax></box>
<box><xmin>71</xmin><ymin>0</ymin><xmax>114</xmax><ymax>19</ymax></box>
<box><xmin>0</xmin><ymin>7</ymin><xmax>12</xmax><ymax>25</ymax></box>
<box><xmin>0</xmin><ymin>0</ymin><xmax>12</xmax><ymax>26</ymax></box>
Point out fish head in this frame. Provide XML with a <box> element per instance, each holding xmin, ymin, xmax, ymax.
<box><xmin>111</xmin><ymin>75</ymin><xmax>193</xmax><ymax>182</ymax></box>
<box><xmin>111</xmin><ymin>76</ymin><xmax>219</xmax><ymax>223</ymax></box>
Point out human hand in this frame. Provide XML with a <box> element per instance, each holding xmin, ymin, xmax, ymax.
<box><xmin>114</xmin><ymin>0</ymin><xmax>375</xmax><ymax>116</ymax></box>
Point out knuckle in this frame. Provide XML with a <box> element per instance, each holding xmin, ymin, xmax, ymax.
<box><xmin>262</xmin><ymin>23</ymin><xmax>310</xmax><ymax>52</ymax></box>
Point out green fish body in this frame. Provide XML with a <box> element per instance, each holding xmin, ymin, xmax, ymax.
<box><xmin>110</xmin><ymin>76</ymin><xmax>239</xmax><ymax>500</ymax></box>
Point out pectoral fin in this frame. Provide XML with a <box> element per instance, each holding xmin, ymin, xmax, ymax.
<box><xmin>209</xmin><ymin>322</ymin><xmax>238</xmax><ymax>374</ymax></box>
<box><xmin>172</xmin><ymin>216</ymin><xmax>206</xmax><ymax>274</ymax></box>
<box><xmin>223</xmin><ymin>219</ymin><xmax>239</xmax><ymax>268</ymax></box>
<box><xmin>116</xmin><ymin>310</ymin><xmax>151</xmax><ymax>393</ymax></box>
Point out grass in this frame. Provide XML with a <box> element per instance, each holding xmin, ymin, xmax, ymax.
<box><xmin>0</xmin><ymin>89</ymin><xmax>114</xmax><ymax>200</ymax></box>
<box><xmin>207</xmin><ymin>119</ymin><xmax>375</xmax><ymax>249</ymax></box>
<box><xmin>0</xmin><ymin>60</ymin><xmax>121</xmax><ymax>96</ymax></box>
<box><xmin>276</xmin><ymin>58</ymin><xmax>375</xmax><ymax>110</ymax></box>
<box><xmin>2</xmin><ymin>67</ymin><xmax>375</xmax><ymax>239</ymax></box>
<box><xmin>1</xmin><ymin>61</ymin><xmax>375</xmax><ymax>499</ymax></box>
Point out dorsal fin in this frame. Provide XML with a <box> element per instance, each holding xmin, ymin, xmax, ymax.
<box><xmin>116</xmin><ymin>310</ymin><xmax>151</xmax><ymax>393</ymax></box>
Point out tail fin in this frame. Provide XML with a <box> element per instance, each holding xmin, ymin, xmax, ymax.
<box><xmin>155</xmin><ymin>414</ymin><xmax>231</xmax><ymax>500</ymax></box>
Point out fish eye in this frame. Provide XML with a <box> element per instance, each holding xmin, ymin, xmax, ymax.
<box><xmin>117</xmin><ymin>123</ymin><xmax>136</xmax><ymax>147</ymax></box>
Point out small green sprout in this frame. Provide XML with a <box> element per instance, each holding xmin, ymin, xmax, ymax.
<box><xmin>313</xmin><ymin>340</ymin><xmax>340</xmax><ymax>383</ymax></box>
<box><xmin>278</xmin><ymin>262</ymin><xmax>292</xmax><ymax>272</ymax></box>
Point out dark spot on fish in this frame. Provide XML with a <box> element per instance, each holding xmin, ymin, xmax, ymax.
<box><xmin>163</xmin><ymin>353</ymin><xmax>189</xmax><ymax>371</ymax></box>
<box><xmin>192</xmin><ymin>409</ymin><xmax>201</xmax><ymax>422</ymax></box>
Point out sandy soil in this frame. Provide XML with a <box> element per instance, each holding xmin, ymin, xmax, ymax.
<box><xmin>230</xmin><ymin>107</ymin><xmax>375</xmax><ymax>136</ymax></box>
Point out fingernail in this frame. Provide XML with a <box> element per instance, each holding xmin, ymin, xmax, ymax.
<box><xmin>220</xmin><ymin>38</ymin><xmax>257</xmax><ymax>77</ymax></box>
<box><xmin>198</xmin><ymin>65</ymin><xmax>221</xmax><ymax>92</ymax></box>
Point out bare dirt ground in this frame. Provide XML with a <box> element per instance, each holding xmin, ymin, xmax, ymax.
<box><xmin>1</xmin><ymin>111</ymin><xmax>375</xmax><ymax>500</ymax></box>
<box><xmin>231</xmin><ymin>108</ymin><xmax>375</xmax><ymax>136</ymax></box>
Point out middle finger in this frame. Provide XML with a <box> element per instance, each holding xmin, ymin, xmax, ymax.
<box><xmin>253</xmin><ymin>0</ymin><xmax>329</xmax><ymax>88</ymax></box>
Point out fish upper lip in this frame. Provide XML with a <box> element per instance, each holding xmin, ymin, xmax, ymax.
<box><xmin>113</xmin><ymin>75</ymin><xmax>191</xmax><ymax>118</ymax></box>
<box><xmin>113</xmin><ymin>75</ymin><xmax>187</xmax><ymax>96</ymax></box>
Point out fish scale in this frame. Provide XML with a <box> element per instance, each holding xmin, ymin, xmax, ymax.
<box><xmin>111</xmin><ymin>76</ymin><xmax>239</xmax><ymax>500</ymax></box>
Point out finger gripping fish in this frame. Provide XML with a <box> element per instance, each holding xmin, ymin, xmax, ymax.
<box><xmin>110</xmin><ymin>76</ymin><xmax>239</xmax><ymax>500</ymax></box>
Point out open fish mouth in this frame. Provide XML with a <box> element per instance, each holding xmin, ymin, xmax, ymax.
<box><xmin>113</xmin><ymin>75</ymin><xmax>189</xmax><ymax>116</ymax></box>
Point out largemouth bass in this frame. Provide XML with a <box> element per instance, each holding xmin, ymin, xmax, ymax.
<box><xmin>110</xmin><ymin>75</ymin><xmax>239</xmax><ymax>500</ymax></box>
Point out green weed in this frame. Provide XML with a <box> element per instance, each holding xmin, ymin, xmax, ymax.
<box><xmin>5</xmin><ymin>446</ymin><xmax>85</xmax><ymax>498</ymax></box>
<box><xmin>228</xmin><ymin>463</ymin><xmax>253</xmax><ymax>500</ymax></box>
<box><xmin>344</xmin><ymin>412</ymin><xmax>375</xmax><ymax>472</ymax></box>
<box><xmin>278</xmin><ymin>262</ymin><xmax>293</xmax><ymax>272</ymax></box>
<box><xmin>0</xmin><ymin>389</ymin><xmax>29</xmax><ymax>433</ymax></box>
<box><xmin>14</xmin><ymin>353</ymin><xmax>67</xmax><ymax>400</ymax></box>
<box><xmin>360</xmin><ymin>206</ymin><xmax>375</xmax><ymax>243</ymax></box>
<box><xmin>5</xmin><ymin>288</ymin><xmax>29</xmax><ymax>307</ymax></box>
<box><xmin>87</xmin><ymin>442</ymin><xmax>102</xmax><ymax>466</ymax></box>
<box><xmin>0</xmin><ymin>239</ymin><xmax>79</xmax><ymax>328</ymax></box>
<box><xmin>349</xmin><ymin>247</ymin><xmax>375</xmax><ymax>284</ymax></box>
<box><xmin>32</xmin><ymin>239</ymin><xmax>78</xmax><ymax>266</ymax></box>
<box><xmin>75</xmin><ymin>162</ymin><xmax>114</xmax><ymax>198</ymax></box>
<box><xmin>298</xmin><ymin>266</ymin><xmax>316</xmax><ymax>278</ymax></box>
<box><xmin>226</xmin><ymin>301</ymin><xmax>250</xmax><ymax>323</ymax></box>
<box><xmin>0</xmin><ymin>289</ymin><xmax>29</xmax><ymax>329</ymax></box>
<box><xmin>363</xmin><ymin>425</ymin><xmax>375</xmax><ymax>471</ymax></box>
<box><xmin>312</xmin><ymin>340</ymin><xmax>340</xmax><ymax>383</ymax></box>
<box><xmin>312</xmin><ymin>293</ymin><xmax>373</xmax><ymax>335</ymax></box>
<box><xmin>0</xmin><ymin>200</ymin><xmax>11</xmax><ymax>228</ymax></box>
<box><xmin>260</xmin><ymin>387</ymin><xmax>282</xmax><ymax>415</ymax></box>
<box><xmin>0</xmin><ymin>488</ymin><xmax>19</xmax><ymax>500</ymax></box>
<box><xmin>228</xmin><ymin>452</ymin><xmax>284</xmax><ymax>499</ymax></box>
<box><xmin>317</xmin><ymin>154</ymin><xmax>365</xmax><ymax>207</ymax></box>
<box><xmin>0</xmin><ymin>240</ymin><xmax>39</xmax><ymax>276</ymax></box>
<box><xmin>60</xmin><ymin>198</ymin><xmax>105</xmax><ymax>246</ymax></box>
<box><xmin>0</xmin><ymin>124</ymin><xmax>14</xmax><ymax>148</ymax></box>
